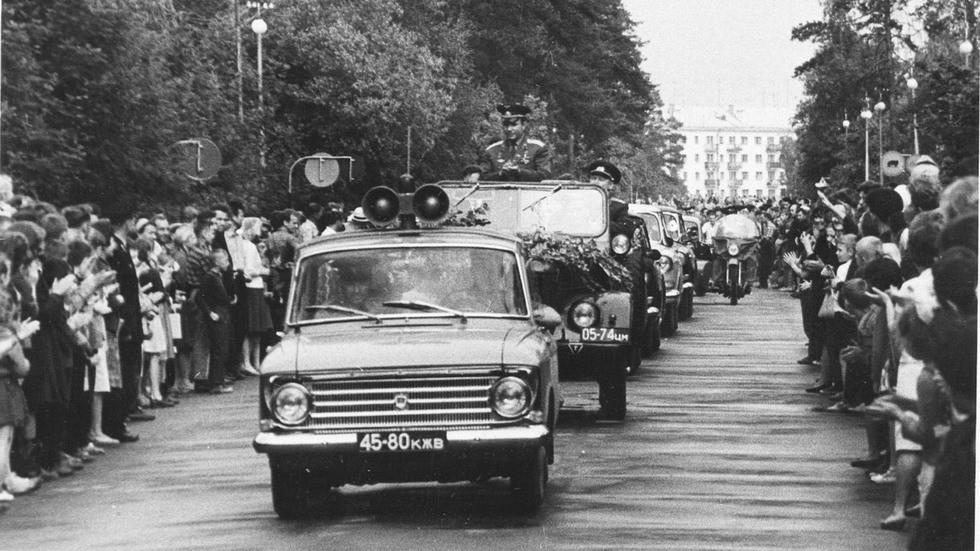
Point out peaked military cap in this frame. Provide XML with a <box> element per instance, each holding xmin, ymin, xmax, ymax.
<box><xmin>587</xmin><ymin>160</ymin><xmax>622</xmax><ymax>185</ymax></box>
<box><xmin>496</xmin><ymin>103</ymin><xmax>531</xmax><ymax>119</ymax></box>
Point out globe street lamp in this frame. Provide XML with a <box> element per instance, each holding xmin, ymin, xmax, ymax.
<box><xmin>874</xmin><ymin>101</ymin><xmax>886</xmax><ymax>186</ymax></box>
<box><xmin>906</xmin><ymin>76</ymin><xmax>920</xmax><ymax>155</ymax></box>
<box><xmin>247</xmin><ymin>2</ymin><xmax>273</xmax><ymax>168</ymax></box>
<box><xmin>842</xmin><ymin>118</ymin><xmax>850</xmax><ymax>134</ymax></box>
<box><xmin>860</xmin><ymin>104</ymin><xmax>873</xmax><ymax>182</ymax></box>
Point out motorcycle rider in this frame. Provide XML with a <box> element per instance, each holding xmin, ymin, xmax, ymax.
<box><xmin>709</xmin><ymin>204</ymin><xmax>760</xmax><ymax>295</ymax></box>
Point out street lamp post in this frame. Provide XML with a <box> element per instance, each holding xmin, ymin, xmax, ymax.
<box><xmin>248</xmin><ymin>1</ymin><xmax>273</xmax><ymax>168</ymax></box>
<box><xmin>874</xmin><ymin>100</ymin><xmax>886</xmax><ymax>186</ymax></box>
<box><xmin>906</xmin><ymin>76</ymin><xmax>920</xmax><ymax>155</ymax></box>
<box><xmin>860</xmin><ymin>102</ymin><xmax>873</xmax><ymax>182</ymax></box>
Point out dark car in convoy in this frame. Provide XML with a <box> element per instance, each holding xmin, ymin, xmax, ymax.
<box><xmin>628</xmin><ymin>204</ymin><xmax>686</xmax><ymax>333</ymax></box>
<box><xmin>439</xmin><ymin>181</ymin><xmax>662</xmax><ymax>420</ymax></box>
<box><xmin>253</xmin><ymin>224</ymin><xmax>561</xmax><ymax>518</ymax></box>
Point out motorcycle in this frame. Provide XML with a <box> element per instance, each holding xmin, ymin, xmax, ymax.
<box><xmin>704</xmin><ymin>214</ymin><xmax>759</xmax><ymax>305</ymax></box>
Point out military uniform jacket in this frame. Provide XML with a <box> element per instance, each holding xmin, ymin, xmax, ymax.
<box><xmin>481</xmin><ymin>136</ymin><xmax>552</xmax><ymax>182</ymax></box>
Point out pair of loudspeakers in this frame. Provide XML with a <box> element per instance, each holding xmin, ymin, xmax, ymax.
<box><xmin>361</xmin><ymin>184</ymin><xmax>450</xmax><ymax>227</ymax></box>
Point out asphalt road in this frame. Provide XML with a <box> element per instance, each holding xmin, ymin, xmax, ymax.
<box><xmin>1</xmin><ymin>289</ymin><xmax>909</xmax><ymax>550</ymax></box>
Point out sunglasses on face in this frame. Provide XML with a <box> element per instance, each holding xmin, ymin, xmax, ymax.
<box><xmin>502</xmin><ymin>120</ymin><xmax>522</xmax><ymax>127</ymax></box>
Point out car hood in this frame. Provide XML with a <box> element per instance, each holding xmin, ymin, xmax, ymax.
<box><xmin>263</xmin><ymin>321</ymin><xmax>548</xmax><ymax>374</ymax></box>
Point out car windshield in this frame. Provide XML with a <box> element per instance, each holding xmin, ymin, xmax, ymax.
<box><xmin>290</xmin><ymin>246</ymin><xmax>528</xmax><ymax>324</ymax></box>
<box><xmin>441</xmin><ymin>184</ymin><xmax>607</xmax><ymax>238</ymax></box>
<box><xmin>635</xmin><ymin>213</ymin><xmax>663</xmax><ymax>243</ymax></box>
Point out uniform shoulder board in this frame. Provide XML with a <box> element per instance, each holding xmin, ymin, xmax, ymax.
<box><xmin>486</xmin><ymin>141</ymin><xmax>504</xmax><ymax>151</ymax></box>
<box><xmin>527</xmin><ymin>139</ymin><xmax>546</xmax><ymax>147</ymax></box>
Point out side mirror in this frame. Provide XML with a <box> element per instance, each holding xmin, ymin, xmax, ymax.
<box><xmin>664</xmin><ymin>236</ymin><xmax>674</xmax><ymax>247</ymax></box>
<box><xmin>646</xmin><ymin>249</ymin><xmax>662</xmax><ymax>261</ymax></box>
<box><xmin>532</xmin><ymin>305</ymin><xmax>561</xmax><ymax>330</ymax></box>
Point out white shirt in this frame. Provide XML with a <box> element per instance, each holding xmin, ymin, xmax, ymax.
<box><xmin>242</xmin><ymin>240</ymin><xmax>268</xmax><ymax>290</ymax></box>
<box><xmin>835</xmin><ymin>259</ymin><xmax>852</xmax><ymax>283</ymax></box>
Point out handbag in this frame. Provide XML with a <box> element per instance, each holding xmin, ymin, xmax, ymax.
<box><xmin>168</xmin><ymin>312</ymin><xmax>182</xmax><ymax>340</ymax></box>
<box><xmin>818</xmin><ymin>288</ymin><xmax>840</xmax><ymax>319</ymax></box>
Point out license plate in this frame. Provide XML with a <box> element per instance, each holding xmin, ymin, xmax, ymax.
<box><xmin>579</xmin><ymin>327</ymin><xmax>630</xmax><ymax>343</ymax></box>
<box><xmin>357</xmin><ymin>431</ymin><xmax>446</xmax><ymax>453</ymax></box>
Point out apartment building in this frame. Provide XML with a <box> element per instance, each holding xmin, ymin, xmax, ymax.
<box><xmin>669</xmin><ymin>105</ymin><xmax>795</xmax><ymax>199</ymax></box>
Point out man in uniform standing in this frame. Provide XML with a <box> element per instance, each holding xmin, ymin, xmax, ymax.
<box><xmin>471</xmin><ymin>104</ymin><xmax>552</xmax><ymax>182</ymax></box>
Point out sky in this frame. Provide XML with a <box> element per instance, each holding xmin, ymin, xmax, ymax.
<box><xmin>621</xmin><ymin>0</ymin><xmax>825</xmax><ymax>110</ymax></box>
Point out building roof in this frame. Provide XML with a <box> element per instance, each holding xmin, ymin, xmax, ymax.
<box><xmin>666</xmin><ymin>105</ymin><xmax>795</xmax><ymax>133</ymax></box>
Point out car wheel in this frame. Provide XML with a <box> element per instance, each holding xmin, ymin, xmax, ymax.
<box><xmin>642</xmin><ymin>316</ymin><xmax>661</xmax><ymax>357</ymax></box>
<box><xmin>598</xmin><ymin>358</ymin><xmax>627</xmax><ymax>421</ymax></box>
<box><xmin>271</xmin><ymin>465</ymin><xmax>315</xmax><ymax>520</ymax></box>
<box><xmin>662</xmin><ymin>304</ymin><xmax>678</xmax><ymax>336</ymax></box>
<box><xmin>679</xmin><ymin>290</ymin><xmax>693</xmax><ymax>321</ymax></box>
<box><xmin>511</xmin><ymin>446</ymin><xmax>547</xmax><ymax>512</ymax></box>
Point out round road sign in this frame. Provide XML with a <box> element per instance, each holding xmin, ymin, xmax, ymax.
<box><xmin>881</xmin><ymin>151</ymin><xmax>906</xmax><ymax>178</ymax></box>
<box><xmin>175</xmin><ymin>138</ymin><xmax>221</xmax><ymax>181</ymax></box>
<box><xmin>305</xmin><ymin>153</ymin><xmax>340</xmax><ymax>188</ymax></box>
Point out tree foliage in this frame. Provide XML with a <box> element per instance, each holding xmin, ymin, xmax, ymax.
<box><xmin>2</xmin><ymin>0</ymin><xmax>672</xmax><ymax>213</ymax></box>
<box><xmin>790</xmin><ymin>0</ymin><xmax>978</xmax><ymax>190</ymax></box>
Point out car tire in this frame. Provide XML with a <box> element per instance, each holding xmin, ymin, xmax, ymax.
<box><xmin>662</xmin><ymin>304</ymin><xmax>678</xmax><ymax>336</ymax></box>
<box><xmin>598</xmin><ymin>360</ymin><xmax>627</xmax><ymax>421</ymax></box>
<box><xmin>271</xmin><ymin>465</ymin><xmax>315</xmax><ymax>520</ymax></box>
<box><xmin>679</xmin><ymin>289</ymin><xmax>693</xmax><ymax>321</ymax></box>
<box><xmin>642</xmin><ymin>316</ymin><xmax>661</xmax><ymax>357</ymax></box>
<box><xmin>511</xmin><ymin>446</ymin><xmax>547</xmax><ymax>512</ymax></box>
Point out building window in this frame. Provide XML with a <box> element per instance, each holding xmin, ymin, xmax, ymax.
<box><xmin>755</xmin><ymin>137</ymin><xmax>762</xmax><ymax>145</ymax></box>
<box><xmin>695</xmin><ymin>154</ymin><xmax>700</xmax><ymax>162</ymax></box>
<box><xmin>742</xmin><ymin>188</ymin><xmax>748</xmax><ymax>197</ymax></box>
<box><xmin>707</xmin><ymin>153</ymin><xmax>714</xmax><ymax>161</ymax></box>
<box><xmin>730</xmin><ymin>172</ymin><xmax>737</xmax><ymax>181</ymax></box>
<box><xmin>741</xmin><ymin>171</ymin><xmax>748</xmax><ymax>180</ymax></box>
<box><xmin>729</xmin><ymin>154</ymin><xmax>736</xmax><ymax>162</ymax></box>
<box><xmin>756</xmin><ymin>172</ymin><xmax>763</xmax><ymax>180</ymax></box>
<box><xmin>728</xmin><ymin>136</ymin><xmax>736</xmax><ymax>144</ymax></box>
<box><xmin>707</xmin><ymin>136</ymin><xmax>713</xmax><ymax>144</ymax></box>
<box><xmin>768</xmin><ymin>171</ymin><xmax>775</xmax><ymax>180</ymax></box>
<box><xmin>756</xmin><ymin>154</ymin><xmax>763</xmax><ymax>163</ymax></box>
<box><xmin>720</xmin><ymin>172</ymin><xmax>725</xmax><ymax>180</ymax></box>
<box><xmin>768</xmin><ymin>154</ymin><xmax>775</xmax><ymax>163</ymax></box>
<box><xmin>694</xmin><ymin>136</ymin><xmax>699</xmax><ymax>144</ymax></box>
<box><xmin>741</xmin><ymin>154</ymin><xmax>748</xmax><ymax>162</ymax></box>
<box><xmin>695</xmin><ymin>172</ymin><xmax>700</xmax><ymax>180</ymax></box>
<box><xmin>741</xmin><ymin>136</ymin><xmax>748</xmax><ymax>145</ymax></box>
<box><xmin>767</xmin><ymin>136</ymin><xmax>775</xmax><ymax>144</ymax></box>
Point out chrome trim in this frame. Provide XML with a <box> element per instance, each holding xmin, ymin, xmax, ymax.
<box><xmin>665</xmin><ymin>290</ymin><xmax>680</xmax><ymax>298</ymax></box>
<box><xmin>253</xmin><ymin>425</ymin><xmax>548</xmax><ymax>451</ymax></box>
<box><xmin>682</xmin><ymin>282</ymin><xmax>694</xmax><ymax>289</ymax></box>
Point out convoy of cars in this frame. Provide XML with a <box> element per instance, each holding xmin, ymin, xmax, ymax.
<box><xmin>253</xmin><ymin>182</ymin><xmax>708</xmax><ymax>518</ymax></box>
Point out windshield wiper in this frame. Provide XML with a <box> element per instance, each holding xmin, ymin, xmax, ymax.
<box><xmin>522</xmin><ymin>182</ymin><xmax>563</xmax><ymax>212</ymax></box>
<box><xmin>382</xmin><ymin>300</ymin><xmax>467</xmax><ymax>323</ymax></box>
<box><xmin>304</xmin><ymin>304</ymin><xmax>382</xmax><ymax>323</ymax></box>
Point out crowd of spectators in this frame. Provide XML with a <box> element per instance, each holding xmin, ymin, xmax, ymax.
<box><xmin>0</xmin><ymin>176</ymin><xmax>368</xmax><ymax>506</ymax></box>
<box><xmin>676</xmin><ymin>162</ymin><xmax>976</xmax><ymax>548</ymax></box>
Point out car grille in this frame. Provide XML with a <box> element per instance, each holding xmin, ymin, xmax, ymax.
<box><xmin>303</xmin><ymin>375</ymin><xmax>503</xmax><ymax>431</ymax></box>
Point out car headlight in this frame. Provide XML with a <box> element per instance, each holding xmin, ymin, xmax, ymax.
<box><xmin>727</xmin><ymin>243</ymin><xmax>740</xmax><ymax>256</ymax></box>
<box><xmin>611</xmin><ymin>234</ymin><xmax>631</xmax><ymax>255</ymax></box>
<box><xmin>656</xmin><ymin>255</ymin><xmax>673</xmax><ymax>273</ymax></box>
<box><xmin>272</xmin><ymin>383</ymin><xmax>311</xmax><ymax>426</ymax></box>
<box><xmin>490</xmin><ymin>377</ymin><xmax>532</xmax><ymax>418</ymax></box>
<box><xmin>570</xmin><ymin>301</ymin><xmax>598</xmax><ymax>329</ymax></box>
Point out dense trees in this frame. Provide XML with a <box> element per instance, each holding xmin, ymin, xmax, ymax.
<box><xmin>1</xmin><ymin>0</ymin><xmax>672</xmax><ymax>213</ymax></box>
<box><xmin>790</xmin><ymin>0</ymin><xmax>978</xmax><ymax>191</ymax></box>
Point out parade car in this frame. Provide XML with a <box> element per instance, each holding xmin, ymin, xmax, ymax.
<box><xmin>657</xmin><ymin>205</ymin><xmax>697</xmax><ymax>321</ymax></box>
<box><xmin>253</xmin><ymin>203</ymin><xmax>561</xmax><ymax>519</ymax></box>
<box><xmin>439</xmin><ymin>181</ymin><xmax>661</xmax><ymax>420</ymax></box>
<box><xmin>628</xmin><ymin>204</ymin><xmax>685</xmax><ymax>334</ymax></box>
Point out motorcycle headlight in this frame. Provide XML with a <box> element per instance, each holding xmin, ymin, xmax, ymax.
<box><xmin>570</xmin><ymin>301</ymin><xmax>598</xmax><ymax>329</ymax></box>
<box><xmin>490</xmin><ymin>377</ymin><xmax>532</xmax><ymax>418</ymax></box>
<box><xmin>611</xmin><ymin>234</ymin><xmax>631</xmax><ymax>255</ymax></box>
<box><xmin>727</xmin><ymin>243</ymin><xmax>740</xmax><ymax>256</ymax></box>
<box><xmin>272</xmin><ymin>383</ymin><xmax>311</xmax><ymax>426</ymax></box>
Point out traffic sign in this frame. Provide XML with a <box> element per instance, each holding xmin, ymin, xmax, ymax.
<box><xmin>881</xmin><ymin>151</ymin><xmax>906</xmax><ymax>177</ymax></box>
<box><xmin>305</xmin><ymin>153</ymin><xmax>341</xmax><ymax>188</ymax></box>
<box><xmin>174</xmin><ymin>138</ymin><xmax>221</xmax><ymax>181</ymax></box>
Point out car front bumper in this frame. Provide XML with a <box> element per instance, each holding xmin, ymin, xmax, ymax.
<box><xmin>253</xmin><ymin>425</ymin><xmax>549</xmax><ymax>485</ymax></box>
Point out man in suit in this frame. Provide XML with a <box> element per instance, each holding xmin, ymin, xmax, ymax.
<box><xmin>472</xmin><ymin>104</ymin><xmax>552</xmax><ymax>182</ymax></box>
